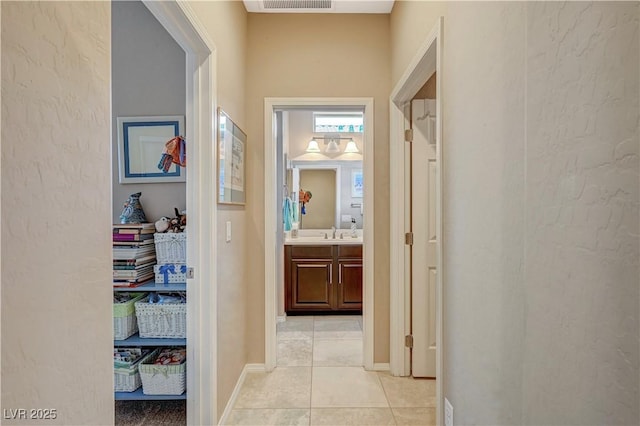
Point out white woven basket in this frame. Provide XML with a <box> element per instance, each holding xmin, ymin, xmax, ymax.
<box><xmin>154</xmin><ymin>233</ymin><xmax>186</xmax><ymax>264</ymax></box>
<box><xmin>139</xmin><ymin>353</ymin><xmax>186</xmax><ymax>395</ymax></box>
<box><xmin>134</xmin><ymin>297</ymin><xmax>186</xmax><ymax>339</ymax></box>
<box><xmin>114</xmin><ymin>349</ymin><xmax>154</xmax><ymax>392</ymax></box>
<box><xmin>154</xmin><ymin>264</ymin><xmax>187</xmax><ymax>284</ymax></box>
<box><xmin>113</xmin><ymin>293</ymin><xmax>145</xmax><ymax>340</ymax></box>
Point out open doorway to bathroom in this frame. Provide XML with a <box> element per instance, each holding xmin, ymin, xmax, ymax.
<box><xmin>264</xmin><ymin>98</ymin><xmax>375</xmax><ymax>372</ymax></box>
<box><xmin>276</xmin><ymin>107</ymin><xmax>366</xmax><ymax>368</ymax></box>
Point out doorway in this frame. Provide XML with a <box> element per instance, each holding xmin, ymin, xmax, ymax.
<box><xmin>112</xmin><ymin>1</ymin><xmax>217</xmax><ymax>424</ymax></box>
<box><xmin>389</xmin><ymin>16</ymin><xmax>444</xmax><ymax>426</ymax></box>
<box><xmin>264</xmin><ymin>98</ymin><xmax>375</xmax><ymax>372</ymax></box>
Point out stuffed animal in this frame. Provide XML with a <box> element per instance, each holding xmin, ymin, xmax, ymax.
<box><xmin>155</xmin><ymin>216</ymin><xmax>171</xmax><ymax>233</ymax></box>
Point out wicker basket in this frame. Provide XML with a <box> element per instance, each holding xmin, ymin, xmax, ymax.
<box><xmin>113</xmin><ymin>292</ymin><xmax>145</xmax><ymax>340</ymax></box>
<box><xmin>154</xmin><ymin>233</ymin><xmax>186</xmax><ymax>264</ymax></box>
<box><xmin>134</xmin><ymin>296</ymin><xmax>187</xmax><ymax>338</ymax></box>
<box><xmin>154</xmin><ymin>264</ymin><xmax>187</xmax><ymax>284</ymax></box>
<box><xmin>114</xmin><ymin>349</ymin><xmax>154</xmax><ymax>392</ymax></box>
<box><xmin>139</xmin><ymin>350</ymin><xmax>186</xmax><ymax>395</ymax></box>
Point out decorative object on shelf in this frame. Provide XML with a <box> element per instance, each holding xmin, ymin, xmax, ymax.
<box><xmin>117</xmin><ymin>115</ymin><xmax>185</xmax><ymax>183</ymax></box>
<box><xmin>113</xmin><ymin>292</ymin><xmax>146</xmax><ymax>340</ymax></box>
<box><xmin>217</xmin><ymin>108</ymin><xmax>247</xmax><ymax>206</ymax></box>
<box><xmin>158</xmin><ymin>136</ymin><xmax>186</xmax><ymax>173</ymax></box>
<box><xmin>154</xmin><ymin>216</ymin><xmax>171</xmax><ymax>233</ymax></box>
<box><xmin>154</xmin><ymin>233</ymin><xmax>186</xmax><ymax>264</ymax></box>
<box><xmin>154</xmin><ymin>264</ymin><xmax>188</xmax><ymax>284</ymax></box>
<box><xmin>119</xmin><ymin>192</ymin><xmax>148</xmax><ymax>224</ymax></box>
<box><xmin>134</xmin><ymin>294</ymin><xmax>187</xmax><ymax>338</ymax></box>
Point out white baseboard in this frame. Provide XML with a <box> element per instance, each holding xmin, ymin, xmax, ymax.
<box><xmin>372</xmin><ymin>363</ymin><xmax>390</xmax><ymax>371</ymax></box>
<box><xmin>276</xmin><ymin>315</ymin><xmax>287</xmax><ymax>323</ymax></box>
<box><xmin>218</xmin><ymin>363</ymin><xmax>266</xmax><ymax>425</ymax></box>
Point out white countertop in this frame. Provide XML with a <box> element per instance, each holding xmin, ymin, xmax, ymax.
<box><xmin>284</xmin><ymin>229</ymin><xmax>363</xmax><ymax>246</ymax></box>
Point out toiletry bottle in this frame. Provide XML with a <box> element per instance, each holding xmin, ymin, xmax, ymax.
<box><xmin>351</xmin><ymin>218</ymin><xmax>357</xmax><ymax>238</ymax></box>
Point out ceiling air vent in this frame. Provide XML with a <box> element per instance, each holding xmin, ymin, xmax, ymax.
<box><xmin>263</xmin><ymin>0</ymin><xmax>332</xmax><ymax>10</ymax></box>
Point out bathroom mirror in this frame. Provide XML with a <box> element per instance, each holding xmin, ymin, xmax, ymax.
<box><xmin>217</xmin><ymin>108</ymin><xmax>246</xmax><ymax>205</ymax></box>
<box><xmin>290</xmin><ymin>161</ymin><xmax>363</xmax><ymax>229</ymax></box>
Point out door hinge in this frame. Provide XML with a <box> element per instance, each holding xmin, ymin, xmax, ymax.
<box><xmin>186</xmin><ymin>267</ymin><xmax>195</xmax><ymax>279</ymax></box>
<box><xmin>405</xmin><ymin>335</ymin><xmax>414</xmax><ymax>348</ymax></box>
<box><xmin>404</xmin><ymin>129</ymin><xmax>413</xmax><ymax>142</ymax></box>
<box><xmin>405</xmin><ymin>232</ymin><xmax>414</xmax><ymax>245</ymax></box>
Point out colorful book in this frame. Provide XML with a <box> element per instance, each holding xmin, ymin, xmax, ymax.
<box><xmin>113</xmin><ymin>227</ymin><xmax>156</xmax><ymax>235</ymax></box>
<box><xmin>112</xmin><ymin>233</ymin><xmax>154</xmax><ymax>242</ymax></box>
<box><xmin>113</xmin><ymin>255</ymin><xmax>157</xmax><ymax>266</ymax></box>
<box><xmin>113</xmin><ymin>262</ymin><xmax>156</xmax><ymax>270</ymax></box>
<box><xmin>112</xmin><ymin>239</ymin><xmax>155</xmax><ymax>246</ymax></box>
<box><xmin>113</xmin><ymin>277</ymin><xmax>154</xmax><ymax>288</ymax></box>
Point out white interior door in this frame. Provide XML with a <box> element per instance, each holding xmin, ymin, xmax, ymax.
<box><xmin>411</xmin><ymin>98</ymin><xmax>437</xmax><ymax>378</ymax></box>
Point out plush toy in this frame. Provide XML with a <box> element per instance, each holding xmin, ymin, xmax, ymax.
<box><xmin>155</xmin><ymin>216</ymin><xmax>171</xmax><ymax>233</ymax></box>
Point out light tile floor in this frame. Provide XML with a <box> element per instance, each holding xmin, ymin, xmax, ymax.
<box><xmin>223</xmin><ymin>316</ymin><xmax>436</xmax><ymax>426</ymax></box>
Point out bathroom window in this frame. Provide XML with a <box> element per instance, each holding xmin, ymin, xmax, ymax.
<box><xmin>313</xmin><ymin>112</ymin><xmax>364</xmax><ymax>133</ymax></box>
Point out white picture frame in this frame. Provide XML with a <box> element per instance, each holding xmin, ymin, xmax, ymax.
<box><xmin>117</xmin><ymin>115</ymin><xmax>185</xmax><ymax>184</ymax></box>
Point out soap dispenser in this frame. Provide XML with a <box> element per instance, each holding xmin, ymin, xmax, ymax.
<box><xmin>350</xmin><ymin>218</ymin><xmax>357</xmax><ymax>238</ymax></box>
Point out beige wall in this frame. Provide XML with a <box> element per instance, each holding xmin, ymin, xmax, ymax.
<box><xmin>187</xmin><ymin>1</ymin><xmax>248</xmax><ymax>419</ymax></box>
<box><xmin>246</xmin><ymin>13</ymin><xmax>391</xmax><ymax>363</ymax></box>
<box><xmin>392</xmin><ymin>1</ymin><xmax>639</xmax><ymax>424</ymax></box>
<box><xmin>1</xmin><ymin>2</ymin><xmax>113</xmax><ymax>424</ymax></box>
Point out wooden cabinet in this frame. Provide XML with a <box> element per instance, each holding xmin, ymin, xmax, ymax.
<box><xmin>285</xmin><ymin>244</ymin><xmax>362</xmax><ymax>313</ymax></box>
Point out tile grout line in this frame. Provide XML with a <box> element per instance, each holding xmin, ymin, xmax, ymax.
<box><xmin>376</xmin><ymin>372</ymin><xmax>400</xmax><ymax>426</ymax></box>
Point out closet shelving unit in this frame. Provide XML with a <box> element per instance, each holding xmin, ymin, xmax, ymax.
<box><xmin>114</xmin><ymin>280</ymin><xmax>187</xmax><ymax>401</ymax></box>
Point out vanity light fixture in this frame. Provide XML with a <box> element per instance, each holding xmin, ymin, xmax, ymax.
<box><xmin>305</xmin><ymin>138</ymin><xmax>321</xmax><ymax>153</ymax></box>
<box><xmin>325</xmin><ymin>139</ymin><xmax>341</xmax><ymax>154</ymax></box>
<box><xmin>343</xmin><ymin>138</ymin><xmax>360</xmax><ymax>153</ymax></box>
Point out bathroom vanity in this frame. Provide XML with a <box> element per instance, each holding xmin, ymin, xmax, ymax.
<box><xmin>284</xmin><ymin>231</ymin><xmax>362</xmax><ymax>314</ymax></box>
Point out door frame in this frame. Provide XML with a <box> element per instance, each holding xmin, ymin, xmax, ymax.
<box><xmin>141</xmin><ymin>2</ymin><xmax>217</xmax><ymax>424</ymax></box>
<box><xmin>264</xmin><ymin>97</ymin><xmax>375</xmax><ymax>371</ymax></box>
<box><xmin>389</xmin><ymin>15</ymin><xmax>444</xmax><ymax>425</ymax></box>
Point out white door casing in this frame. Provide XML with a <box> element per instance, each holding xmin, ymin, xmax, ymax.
<box><xmin>389</xmin><ymin>16</ymin><xmax>443</xmax><ymax>426</ymax></box>
<box><xmin>264</xmin><ymin>98</ymin><xmax>375</xmax><ymax>372</ymax></box>
<box><xmin>411</xmin><ymin>99</ymin><xmax>437</xmax><ymax>378</ymax></box>
<box><xmin>141</xmin><ymin>2</ymin><xmax>217</xmax><ymax>424</ymax></box>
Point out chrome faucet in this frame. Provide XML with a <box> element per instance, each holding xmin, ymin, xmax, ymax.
<box><xmin>331</xmin><ymin>226</ymin><xmax>336</xmax><ymax>239</ymax></box>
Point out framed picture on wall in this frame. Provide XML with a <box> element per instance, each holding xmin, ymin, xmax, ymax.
<box><xmin>117</xmin><ymin>115</ymin><xmax>185</xmax><ymax>184</ymax></box>
<box><xmin>351</xmin><ymin>169</ymin><xmax>363</xmax><ymax>198</ymax></box>
<box><xmin>217</xmin><ymin>108</ymin><xmax>247</xmax><ymax>205</ymax></box>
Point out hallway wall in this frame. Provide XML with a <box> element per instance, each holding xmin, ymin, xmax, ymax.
<box><xmin>1</xmin><ymin>2</ymin><xmax>113</xmax><ymax>424</ymax></box>
<box><xmin>245</xmin><ymin>13</ymin><xmax>392</xmax><ymax>364</ymax></box>
<box><xmin>187</xmin><ymin>0</ymin><xmax>249</xmax><ymax>418</ymax></box>
<box><xmin>391</xmin><ymin>1</ymin><xmax>639</xmax><ymax>424</ymax></box>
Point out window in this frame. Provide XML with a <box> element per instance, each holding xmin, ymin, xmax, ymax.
<box><xmin>313</xmin><ymin>113</ymin><xmax>364</xmax><ymax>133</ymax></box>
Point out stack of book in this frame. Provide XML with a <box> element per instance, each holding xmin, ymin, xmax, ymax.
<box><xmin>113</xmin><ymin>223</ymin><xmax>157</xmax><ymax>287</ymax></box>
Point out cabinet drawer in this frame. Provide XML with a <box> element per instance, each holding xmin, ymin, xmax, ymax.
<box><xmin>338</xmin><ymin>245</ymin><xmax>362</xmax><ymax>258</ymax></box>
<box><xmin>290</xmin><ymin>245</ymin><xmax>333</xmax><ymax>259</ymax></box>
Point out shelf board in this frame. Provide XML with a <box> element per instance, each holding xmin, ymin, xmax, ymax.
<box><xmin>113</xmin><ymin>281</ymin><xmax>186</xmax><ymax>292</ymax></box>
<box><xmin>114</xmin><ymin>333</ymin><xmax>186</xmax><ymax>347</ymax></box>
<box><xmin>115</xmin><ymin>388</ymin><xmax>186</xmax><ymax>401</ymax></box>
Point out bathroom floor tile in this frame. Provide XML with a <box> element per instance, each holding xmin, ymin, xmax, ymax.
<box><xmin>314</xmin><ymin>319</ymin><xmax>361</xmax><ymax>332</ymax></box>
<box><xmin>223</xmin><ymin>409</ymin><xmax>310</xmax><ymax>426</ymax></box>
<box><xmin>310</xmin><ymin>408</ymin><xmax>395</xmax><ymax>426</ymax></box>
<box><xmin>392</xmin><ymin>407</ymin><xmax>436</xmax><ymax>426</ymax></box>
<box><xmin>378</xmin><ymin>373</ymin><xmax>436</xmax><ymax>408</ymax></box>
<box><xmin>312</xmin><ymin>339</ymin><xmax>362</xmax><ymax>367</ymax></box>
<box><xmin>278</xmin><ymin>338</ymin><xmax>313</xmax><ymax>367</ymax></box>
<box><xmin>311</xmin><ymin>367</ymin><xmax>388</xmax><ymax>408</ymax></box>
<box><xmin>234</xmin><ymin>367</ymin><xmax>311</xmax><ymax>409</ymax></box>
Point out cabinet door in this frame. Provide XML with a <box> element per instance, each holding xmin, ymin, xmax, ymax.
<box><xmin>336</xmin><ymin>260</ymin><xmax>362</xmax><ymax>310</ymax></box>
<box><xmin>289</xmin><ymin>259</ymin><xmax>333</xmax><ymax>311</ymax></box>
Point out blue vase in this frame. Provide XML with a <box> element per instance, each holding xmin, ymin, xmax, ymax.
<box><xmin>119</xmin><ymin>192</ymin><xmax>148</xmax><ymax>224</ymax></box>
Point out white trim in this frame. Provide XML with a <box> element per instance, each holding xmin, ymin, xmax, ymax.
<box><xmin>389</xmin><ymin>16</ymin><xmax>444</xmax><ymax>426</ymax></box>
<box><xmin>372</xmin><ymin>363</ymin><xmax>391</xmax><ymax>372</ymax></box>
<box><xmin>276</xmin><ymin>315</ymin><xmax>287</xmax><ymax>323</ymax></box>
<box><xmin>264</xmin><ymin>97</ymin><xmax>375</xmax><ymax>372</ymax></box>
<box><xmin>141</xmin><ymin>2</ymin><xmax>217</xmax><ymax>425</ymax></box>
<box><xmin>217</xmin><ymin>364</ymin><xmax>267</xmax><ymax>426</ymax></box>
